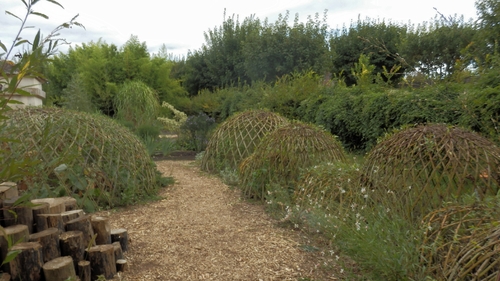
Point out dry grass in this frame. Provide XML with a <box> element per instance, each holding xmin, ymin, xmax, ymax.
<box><xmin>101</xmin><ymin>160</ymin><xmax>343</xmax><ymax>280</ymax></box>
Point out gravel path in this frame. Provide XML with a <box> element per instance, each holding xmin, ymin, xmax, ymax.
<box><xmin>104</xmin><ymin>160</ymin><xmax>339</xmax><ymax>280</ymax></box>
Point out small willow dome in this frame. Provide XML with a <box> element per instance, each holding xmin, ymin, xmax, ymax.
<box><xmin>1</xmin><ymin>107</ymin><xmax>159</xmax><ymax>208</ymax></box>
<box><xmin>201</xmin><ymin>109</ymin><xmax>289</xmax><ymax>172</ymax></box>
<box><xmin>239</xmin><ymin>122</ymin><xmax>346</xmax><ymax>200</ymax></box>
<box><xmin>362</xmin><ymin>123</ymin><xmax>500</xmax><ymax>220</ymax></box>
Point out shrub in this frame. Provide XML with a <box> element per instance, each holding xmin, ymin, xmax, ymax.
<box><xmin>239</xmin><ymin>121</ymin><xmax>346</xmax><ymax>200</ymax></box>
<box><xmin>179</xmin><ymin>112</ymin><xmax>216</xmax><ymax>152</ymax></box>
<box><xmin>201</xmin><ymin>109</ymin><xmax>289</xmax><ymax>173</ymax></box>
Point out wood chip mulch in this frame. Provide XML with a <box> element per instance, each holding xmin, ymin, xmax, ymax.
<box><xmin>101</xmin><ymin>160</ymin><xmax>343</xmax><ymax>280</ymax></box>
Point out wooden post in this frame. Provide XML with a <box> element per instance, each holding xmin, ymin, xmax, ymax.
<box><xmin>65</xmin><ymin>215</ymin><xmax>95</xmax><ymax>248</ymax></box>
<box><xmin>8</xmin><ymin>242</ymin><xmax>43</xmax><ymax>281</ymax></box>
<box><xmin>87</xmin><ymin>244</ymin><xmax>116</xmax><ymax>280</ymax></box>
<box><xmin>78</xmin><ymin>260</ymin><xmax>91</xmax><ymax>281</ymax></box>
<box><xmin>91</xmin><ymin>216</ymin><xmax>111</xmax><ymax>245</ymax></box>
<box><xmin>112</xmin><ymin>241</ymin><xmax>124</xmax><ymax>260</ymax></box>
<box><xmin>3</xmin><ymin>197</ymin><xmax>33</xmax><ymax>233</ymax></box>
<box><xmin>37</xmin><ymin>213</ymin><xmax>64</xmax><ymax>233</ymax></box>
<box><xmin>0</xmin><ymin>225</ymin><xmax>29</xmax><ymax>272</ymax></box>
<box><xmin>31</xmin><ymin>198</ymin><xmax>65</xmax><ymax>214</ymax></box>
<box><xmin>29</xmin><ymin>228</ymin><xmax>61</xmax><ymax>263</ymax></box>
<box><xmin>60</xmin><ymin>231</ymin><xmax>84</xmax><ymax>272</ymax></box>
<box><xmin>61</xmin><ymin>209</ymin><xmax>84</xmax><ymax>224</ymax></box>
<box><xmin>116</xmin><ymin>259</ymin><xmax>128</xmax><ymax>272</ymax></box>
<box><xmin>110</xmin><ymin>228</ymin><xmax>128</xmax><ymax>252</ymax></box>
<box><xmin>32</xmin><ymin>202</ymin><xmax>50</xmax><ymax>232</ymax></box>
<box><xmin>61</xmin><ymin>196</ymin><xmax>78</xmax><ymax>211</ymax></box>
<box><xmin>42</xmin><ymin>256</ymin><xmax>77</xmax><ymax>281</ymax></box>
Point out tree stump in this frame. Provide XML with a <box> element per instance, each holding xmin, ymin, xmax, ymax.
<box><xmin>110</xmin><ymin>228</ymin><xmax>128</xmax><ymax>252</ymax></box>
<box><xmin>37</xmin><ymin>213</ymin><xmax>64</xmax><ymax>233</ymax></box>
<box><xmin>29</xmin><ymin>228</ymin><xmax>61</xmax><ymax>263</ymax></box>
<box><xmin>91</xmin><ymin>216</ymin><xmax>111</xmax><ymax>245</ymax></box>
<box><xmin>3</xmin><ymin>196</ymin><xmax>33</xmax><ymax>233</ymax></box>
<box><xmin>112</xmin><ymin>241</ymin><xmax>123</xmax><ymax>260</ymax></box>
<box><xmin>65</xmin><ymin>215</ymin><xmax>95</xmax><ymax>248</ymax></box>
<box><xmin>86</xmin><ymin>244</ymin><xmax>116</xmax><ymax>280</ymax></box>
<box><xmin>61</xmin><ymin>209</ymin><xmax>84</xmax><ymax>224</ymax></box>
<box><xmin>0</xmin><ymin>225</ymin><xmax>29</xmax><ymax>271</ymax></box>
<box><xmin>31</xmin><ymin>198</ymin><xmax>66</xmax><ymax>214</ymax></box>
<box><xmin>60</xmin><ymin>231</ymin><xmax>84</xmax><ymax>272</ymax></box>
<box><xmin>0</xmin><ymin>273</ymin><xmax>10</xmax><ymax>281</ymax></box>
<box><xmin>42</xmin><ymin>256</ymin><xmax>77</xmax><ymax>281</ymax></box>
<box><xmin>0</xmin><ymin>182</ymin><xmax>18</xmax><ymax>199</ymax></box>
<box><xmin>0</xmin><ymin>182</ymin><xmax>18</xmax><ymax>228</ymax></box>
<box><xmin>78</xmin><ymin>260</ymin><xmax>91</xmax><ymax>281</ymax></box>
<box><xmin>8</xmin><ymin>242</ymin><xmax>43</xmax><ymax>281</ymax></box>
<box><xmin>32</xmin><ymin>202</ymin><xmax>50</xmax><ymax>232</ymax></box>
<box><xmin>116</xmin><ymin>259</ymin><xmax>128</xmax><ymax>272</ymax></box>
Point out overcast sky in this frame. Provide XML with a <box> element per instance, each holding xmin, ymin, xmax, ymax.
<box><xmin>1</xmin><ymin>0</ymin><xmax>478</xmax><ymax>58</ymax></box>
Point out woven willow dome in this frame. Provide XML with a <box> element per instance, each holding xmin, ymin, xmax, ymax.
<box><xmin>1</xmin><ymin>107</ymin><xmax>159</xmax><ymax>208</ymax></box>
<box><xmin>362</xmin><ymin>124</ymin><xmax>500</xmax><ymax>220</ymax></box>
<box><xmin>239</xmin><ymin>122</ymin><xmax>346</xmax><ymax>200</ymax></box>
<box><xmin>201</xmin><ymin>109</ymin><xmax>289</xmax><ymax>172</ymax></box>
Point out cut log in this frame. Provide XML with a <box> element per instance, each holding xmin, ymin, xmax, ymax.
<box><xmin>37</xmin><ymin>213</ymin><xmax>64</xmax><ymax>233</ymax></box>
<box><xmin>60</xmin><ymin>231</ymin><xmax>84</xmax><ymax>272</ymax></box>
<box><xmin>42</xmin><ymin>256</ymin><xmax>77</xmax><ymax>281</ymax></box>
<box><xmin>78</xmin><ymin>260</ymin><xmax>91</xmax><ymax>281</ymax></box>
<box><xmin>29</xmin><ymin>228</ymin><xmax>61</xmax><ymax>263</ymax></box>
<box><xmin>112</xmin><ymin>241</ymin><xmax>123</xmax><ymax>260</ymax></box>
<box><xmin>32</xmin><ymin>202</ymin><xmax>50</xmax><ymax>232</ymax></box>
<box><xmin>65</xmin><ymin>215</ymin><xmax>95</xmax><ymax>248</ymax></box>
<box><xmin>3</xmin><ymin>196</ymin><xmax>33</xmax><ymax>233</ymax></box>
<box><xmin>0</xmin><ymin>182</ymin><xmax>18</xmax><ymax>228</ymax></box>
<box><xmin>31</xmin><ymin>198</ymin><xmax>65</xmax><ymax>214</ymax></box>
<box><xmin>8</xmin><ymin>242</ymin><xmax>43</xmax><ymax>281</ymax></box>
<box><xmin>0</xmin><ymin>182</ymin><xmax>18</xmax><ymax>199</ymax></box>
<box><xmin>61</xmin><ymin>209</ymin><xmax>84</xmax><ymax>224</ymax></box>
<box><xmin>61</xmin><ymin>196</ymin><xmax>78</xmax><ymax>211</ymax></box>
<box><xmin>86</xmin><ymin>244</ymin><xmax>116</xmax><ymax>280</ymax></box>
<box><xmin>116</xmin><ymin>259</ymin><xmax>128</xmax><ymax>272</ymax></box>
<box><xmin>110</xmin><ymin>228</ymin><xmax>128</xmax><ymax>252</ymax></box>
<box><xmin>0</xmin><ymin>225</ymin><xmax>29</xmax><ymax>272</ymax></box>
<box><xmin>91</xmin><ymin>216</ymin><xmax>111</xmax><ymax>245</ymax></box>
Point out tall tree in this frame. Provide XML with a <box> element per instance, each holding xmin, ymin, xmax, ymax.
<box><xmin>330</xmin><ymin>17</ymin><xmax>407</xmax><ymax>85</ymax></box>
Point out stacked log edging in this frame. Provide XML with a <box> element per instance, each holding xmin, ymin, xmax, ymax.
<box><xmin>0</xmin><ymin>182</ymin><xmax>129</xmax><ymax>281</ymax></box>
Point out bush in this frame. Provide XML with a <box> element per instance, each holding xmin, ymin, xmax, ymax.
<box><xmin>179</xmin><ymin>112</ymin><xmax>216</xmax><ymax>152</ymax></box>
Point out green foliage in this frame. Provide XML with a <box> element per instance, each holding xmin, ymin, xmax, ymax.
<box><xmin>239</xmin><ymin>121</ymin><xmax>346</xmax><ymax>200</ymax></box>
<box><xmin>402</xmin><ymin>15</ymin><xmax>475</xmax><ymax>79</ymax></box>
<box><xmin>179</xmin><ymin>112</ymin><xmax>216</xmax><ymax>152</ymax></box>
<box><xmin>114</xmin><ymin>80</ymin><xmax>160</xmax><ymax>127</ymax></box>
<box><xmin>330</xmin><ymin>17</ymin><xmax>407</xmax><ymax>86</ymax></box>
<box><xmin>1</xmin><ymin>107</ymin><xmax>162</xmax><ymax>209</ymax></box>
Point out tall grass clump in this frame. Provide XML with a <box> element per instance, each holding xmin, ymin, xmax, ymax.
<box><xmin>201</xmin><ymin>109</ymin><xmax>289</xmax><ymax>173</ymax></box>
<box><xmin>114</xmin><ymin>80</ymin><xmax>160</xmax><ymax>127</ymax></box>
<box><xmin>239</xmin><ymin>121</ymin><xmax>346</xmax><ymax>200</ymax></box>
<box><xmin>361</xmin><ymin>123</ymin><xmax>500</xmax><ymax>222</ymax></box>
<box><xmin>0</xmin><ymin>107</ymin><xmax>163</xmax><ymax>211</ymax></box>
